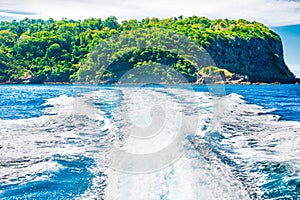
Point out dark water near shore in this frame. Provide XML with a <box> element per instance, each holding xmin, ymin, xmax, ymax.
<box><xmin>0</xmin><ymin>84</ymin><xmax>299</xmax><ymax>199</ymax></box>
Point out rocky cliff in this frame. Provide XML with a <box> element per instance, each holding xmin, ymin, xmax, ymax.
<box><xmin>204</xmin><ymin>36</ymin><xmax>295</xmax><ymax>83</ymax></box>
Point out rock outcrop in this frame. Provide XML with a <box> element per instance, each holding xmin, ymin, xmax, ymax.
<box><xmin>196</xmin><ymin>66</ymin><xmax>249</xmax><ymax>84</ymax></box>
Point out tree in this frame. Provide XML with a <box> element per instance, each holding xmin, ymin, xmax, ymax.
<box><xmin>46</xmin><ymin>43</ymin><xmax>62</xmax><ymax>59</ymax></box>
<box><xmin>103</xmin><ymin>16</ymin><xmax>119</xmax><ymax>30</ymax></box>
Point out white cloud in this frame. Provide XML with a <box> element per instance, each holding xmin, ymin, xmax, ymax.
<box><xmin>1</xmin><ymin>0</ymin><xmax>300</xmax><ymax>26</ymax></box>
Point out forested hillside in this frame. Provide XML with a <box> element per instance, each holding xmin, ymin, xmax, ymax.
<box><xmin>0</xmin><ymin>16</ymin><xmax>296</xmax><ymax>83</ymax></box>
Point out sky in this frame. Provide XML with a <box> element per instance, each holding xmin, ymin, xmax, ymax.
<box><xmin>0</xmin><ymin>0</ymin><xmax>299</xmax><ymax>77</ymax></box>
<box><xmin>271</xmin><ymin>25</ymin><xmax>300</xmax><ymax>77</ymax></box>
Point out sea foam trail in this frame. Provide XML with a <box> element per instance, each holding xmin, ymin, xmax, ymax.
<box><xmin>104</xmin><ymin>87</ymin><xmax>250</xmax><ymax>200</ymax></box>
<box><xmin>1</xmin><ymin>87</ymin><xmax>299</xmax><ymax>199</ymax></box>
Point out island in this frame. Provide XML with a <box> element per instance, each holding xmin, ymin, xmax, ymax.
<box><xmin>0</xmin><ymin>16</ymin><xmax>298</xmax><ymax>84</ymax></box>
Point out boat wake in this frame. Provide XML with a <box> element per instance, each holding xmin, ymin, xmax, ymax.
<box><xmin>0</xmin><ymin>86</ymin><xmax>299</xmax><ymax>199</ymax></box>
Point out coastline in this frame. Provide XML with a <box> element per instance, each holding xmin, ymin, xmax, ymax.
<box><xmin>0</xmin><ymin>80</ymin><xmax>299</xmax><ymax>85</ymax></box>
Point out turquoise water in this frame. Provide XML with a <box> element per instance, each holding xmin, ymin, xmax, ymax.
<box><xmin>0</xmin><ymin>84</ymin><xmax>299</xmax><ymax>199</ymax></box>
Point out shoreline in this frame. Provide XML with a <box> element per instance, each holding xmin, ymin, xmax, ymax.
<box><xmin>0</xmin><ymin>81</ymin><xmax>299</xmax><ymax>85</ymax></box>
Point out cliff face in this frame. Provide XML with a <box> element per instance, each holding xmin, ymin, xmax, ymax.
<box><xmin>204</xmin><ymin>36</ymin><xmax>295</xmax><ymax>83</ymax></box>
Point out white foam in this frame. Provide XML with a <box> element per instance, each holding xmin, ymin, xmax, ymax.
<box><xmin>0</xmin><ymin>158</ymin><xmax>64</xmax><ymax>186</ymax></box>
<box><xmin>104</xmin><ymin>88</ymin><xmax>250</xmax><ymax>200</ymax></box>
<box><xmin>0</xmin><ymin>91</ymin><xmax>115</xmax><ymax>196</ymax></box>
<box><xmin>221</xmin><ymin>92</ymin><xmax>300</xmax><ymax>165</ymax></box>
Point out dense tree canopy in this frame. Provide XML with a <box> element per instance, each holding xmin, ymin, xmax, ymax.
<box><xmin>0</xmin><ymin>16</ymin><xmax>281</xmax><ymax>83</ymax></box>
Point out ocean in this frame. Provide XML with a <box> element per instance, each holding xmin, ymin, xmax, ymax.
<box><xmin>0</xmin><ymin>84</ymin><xmax>299</xmax><ymax>199</ymax></box>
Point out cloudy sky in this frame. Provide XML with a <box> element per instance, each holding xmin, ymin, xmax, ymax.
<box><xmin>0</xmin><ymin>0</ymin><xmax>299</xmax><ymax>76</ymax></box>
<box><xmin>1</xmin><ymin>0</ymin><xmax>300</xmax><ymax>26</ymax></box>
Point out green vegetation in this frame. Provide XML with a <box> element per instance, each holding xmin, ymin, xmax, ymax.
<box><xmin>76</xmin><ymin>28</ymin><xmax>211</xmax><ymax>83</ymax></box>
<box><xmin>0</xmin><ymin>16</ymin><xmax>282</xmax><ymax>83</ymax></box>
<box><xmin>198</xmin><ymin>66</ymin><xmax>233</xmax><ymax>78</ymax></box>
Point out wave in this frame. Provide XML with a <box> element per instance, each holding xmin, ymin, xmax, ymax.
<box><xmin>0</xmin><ymin>87</ymin><xmax>299</xmax><ymax>199</ymax></box>
<box><xmin>0</xmin><ymin>90</ymin><xmax>117</xmax><ymax>199</ymax></box>
<box><xmin>197</xmin><ymin>92</ymin><xmax>300</xmax><ymax>199</ymax></box>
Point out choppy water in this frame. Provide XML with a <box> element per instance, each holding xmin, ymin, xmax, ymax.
<box><xmin>0</xmin><ymin>84</ymin><xmax>299</xmax><ymax>199</ymax></box>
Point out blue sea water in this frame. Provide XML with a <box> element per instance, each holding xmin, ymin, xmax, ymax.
<box><xmin>0</xmin><ymin>84</ymin><xmax>299</xmax><ymax>199</ymax></box>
